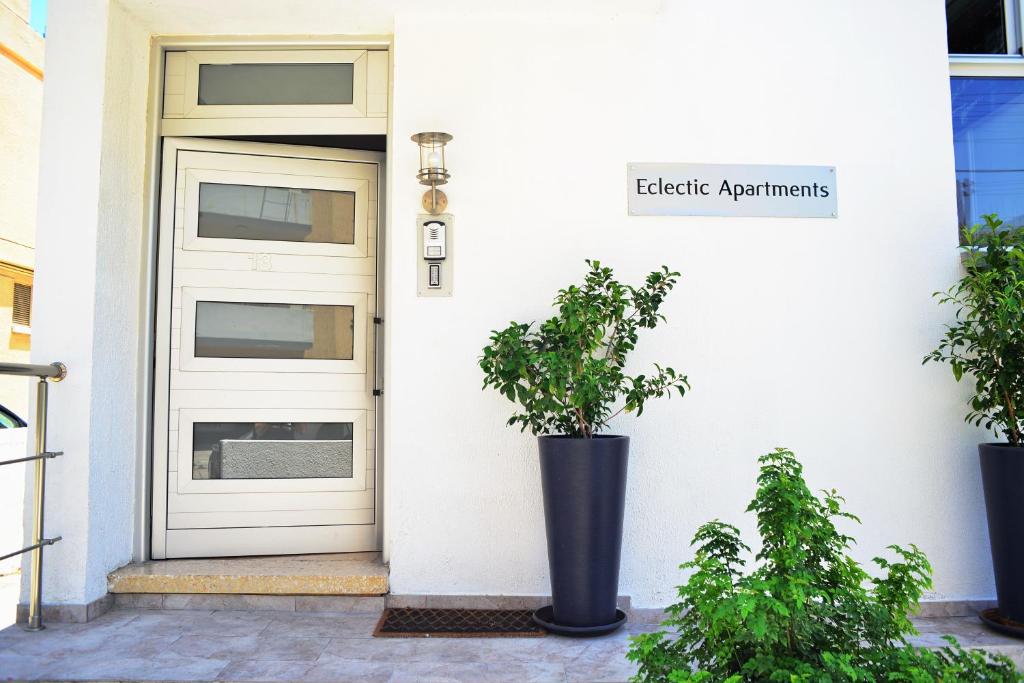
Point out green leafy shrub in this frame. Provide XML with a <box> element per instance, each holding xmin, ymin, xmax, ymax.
<box><xmin>479</xmin><ymin>260</ymin><xmax>688</xmax><ymax>437</ymax></box>
<box><xmin>627</xmin><ymin>448</ymin><xmax>1021</xmax><ymax>682</ymax></box>
<box><xmin>924</xmin><ymin>215</ymin><xmax>1024</xmax><ymax>445</ymax></box>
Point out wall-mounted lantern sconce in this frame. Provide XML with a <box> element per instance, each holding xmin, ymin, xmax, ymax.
<box><xmin>411</xmin><ymin>131</ymin><xmax>452</xmax><ymax>215</ymax></box>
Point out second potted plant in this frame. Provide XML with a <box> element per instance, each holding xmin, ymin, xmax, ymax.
<box><xmin>480</xmin><ymin>260</ymin><xmax>688</xmax><ymax>636</ymax></box>
<box><xmin>926</xmin><ymin>215</ymin><xmax>1024</xmax><ymax>633</ymax></box>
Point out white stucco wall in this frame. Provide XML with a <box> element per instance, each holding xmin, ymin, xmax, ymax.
<box><xmin>383</xmin><ymin>1</ymin><xmax>988</xmax><ymax>607</ymax></box>
<box><xmin>24</xmin><ymin>0</ymin><xmax>149</xmax><ymax>604</ymax></box>
<box><xmin>31</xmin><ymin>0</ymin><xmax>991</xmax><ymax>609</ymax></box>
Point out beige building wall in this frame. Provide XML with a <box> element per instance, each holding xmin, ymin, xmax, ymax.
<box><xmin>0</xmin><ymin>0</ymin><xmax>41</xmax><ymax>420</ymax></box>
<box><xmin>0</xmin><ymin>0</ymin><xmax>40</xmax><ymax>577</ymax></box>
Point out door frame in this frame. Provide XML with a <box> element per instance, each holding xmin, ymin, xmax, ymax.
<box><xmin>150</xmin><ymin>136</ymin><xmax>386</xmax><ymax>559</ymax></box>
<box><xmin>137</xmin><ymin>37</ymin><xmax>394</xmax><ymax>564</ymax></box>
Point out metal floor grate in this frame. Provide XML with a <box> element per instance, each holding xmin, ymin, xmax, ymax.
<box><xmin>373</xmin><ymin>607</ymin><xmax>546</xmax><ymax>638</ymax></box>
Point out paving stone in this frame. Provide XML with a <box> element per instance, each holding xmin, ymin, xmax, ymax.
<box><xmin>916</xmin><ymin>599</ymin><xmax>996</xmax><ymax>618</ymax></box>
<box><xmin>385</xmin><ymin>594</ymin><xmax>428</xmax><ymax>608</ymax></box>
<box><xmin>113</xmin><ymin>592</ymin><xmax>165</xmax><ymax>610</ymax></box>
<box><xmin>43</xmin><ymin>650</ymin><xmax>230</xmax><ymax>681</ymax></box>
<box><xmin>320</xmin><ymin>636</ymin><xmax>471</xmax><ymax>663</ymax></box>
<box><xmin>126</xmin><ymin>609</ymin><xmax>274</xmax><ymax>637</ymax></box>
<box><xmin>261</xmin><ymin>611</ymin><xmax>381</xmax><ymax>639</ymax></box>
<box><xmin>0</xmin><ymin>608</ymin><xmax>1021</xmax><ymax>682</ymax></box>
<box><xmin>295</xmin><ymin>595</ymin><xmax>385</xmax><ymax>613</ymax></box>
<box><xmin>389</xmin><ymin>661</ymin><xmax>567</xmax><ymax>683</ymax></box>
<box><xmin>301</xmin><ymin>659</ymin><xmax>395</xmax><ymax>682</ymax></box>
<box><xmin>169</xmin><ymin>633</ymin><xmax>330</xmax><ymax>661</ymax></box>
<box><xmin>471</xmin><ymin>635</ymin><xmax>593</xmax><ymax>663</ymax></box>
<box><xmin>37</xmin><ymin>631</ymin><xmax>179</xmax><ymax>659</ymax></box>
<box><xmin>163</xmin><ymin>593</ymin><xmax>297</xmax><ymax>612</ymax></box>
<box><xmin>215</xmin><ymin>658</ymin><xmax>316</xmax><ymax>682</ymax></box>
<box><xmin>0</xmin><ymin>650</ymin><xmax>64</xmax><ymax>680</ymax></box>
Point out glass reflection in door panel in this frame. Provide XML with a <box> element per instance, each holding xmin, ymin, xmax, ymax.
<box><xmin>195</xmin><ymin>301</ymin><xmax>354</xmax><ymax>360</ymax></box>
<box><xmin>198</xmin><ymin>182</ymin><xmax>355</xmax><ymax>244</ymax></box>
<box><xmin>193</xmin><ymin>421</ymin><xmax>354</xmax><ymax>480</ymax></box>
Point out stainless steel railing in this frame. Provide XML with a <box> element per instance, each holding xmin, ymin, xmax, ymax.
<box><xmin>0</xmin><ymin>361</ymin><xmax>66</xmax><ymax>631</ymax></box>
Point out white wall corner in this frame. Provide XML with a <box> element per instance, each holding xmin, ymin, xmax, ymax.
<box><xmin>23</xmin><ymin>0</ymin><xmax>152</xmax><ymax>606</ymax></box>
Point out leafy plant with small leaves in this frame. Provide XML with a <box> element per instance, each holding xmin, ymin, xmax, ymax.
<box><xmin>479</xmin><ymin>260</ymin><xmax>688</xmax><ymax>437</ymax></box>
<box><xmin>925</xmin><ymin>214</ymin><xmax>1024</xmax><ymax>445</ymax></box>
<box><xmin>627</xmin><ymin>448</ymin><xmax>1021</xmax><ymax>682</ymax></box>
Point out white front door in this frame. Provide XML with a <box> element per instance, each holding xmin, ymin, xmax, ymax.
<box><xmin>152</xmin><ymin>137</ymin><xmax>381</xmax><ymax>559</ymax></box>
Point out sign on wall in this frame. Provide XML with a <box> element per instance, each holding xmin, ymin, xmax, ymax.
<box><xmin>627</xmin><ymin>163</ymin><xmax>837</xmax><ymax>218</ymax></box>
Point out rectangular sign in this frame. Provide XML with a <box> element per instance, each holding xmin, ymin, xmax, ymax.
<box><xmin>627</xmin><ymin>162</ymin><xmax>837</xmax><ymax>218</ymax></box>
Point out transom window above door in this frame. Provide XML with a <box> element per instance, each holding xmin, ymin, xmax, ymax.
<box><xmin>197</xmin><ymin>63</ymin><xmax>355</xmax><ymax>106</ymax></box>
<box><xmin>161</xmin><ymin>49</ymin><xmax>388</xmax><ymax>136</ymax></box>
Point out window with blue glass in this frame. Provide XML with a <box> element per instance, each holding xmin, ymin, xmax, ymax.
<box><xmin>951</xmin><ymin>78</ymin><xmax>1024</xmax><ymax>230</ymax></box>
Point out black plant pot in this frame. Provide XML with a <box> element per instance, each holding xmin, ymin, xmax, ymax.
<box><xmin>979</xmin><ymin>443</ymin><xmax>1024</xmax><ymax>632</ymax></box>
<box><xmin>533</xmin><ymin>434</ymin><xmax>629</xmax><ymax>637</ymax></box>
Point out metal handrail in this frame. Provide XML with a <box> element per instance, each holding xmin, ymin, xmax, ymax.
<box><xmin>0</xmin><ymin>361</ymin><xmax>65</xmax><ymax>631</ymax></box>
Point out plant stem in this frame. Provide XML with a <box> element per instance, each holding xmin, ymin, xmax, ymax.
<box><xmin>574</xmin><ymin>406</ymin><xmax>590</xmax><ymax>438</ymax></box>
<box><xmin>1002</xmin><ymin>388</ymin><xmax>1021</xmax><ymax>445</ymax></box>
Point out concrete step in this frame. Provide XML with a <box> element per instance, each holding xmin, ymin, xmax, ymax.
<box><xmin>107</xmin><ymin>552</ymin><xmax>387</xmax><ymax>597</ymax></box>
<box><xmin>109</xmin><ymin>591</ymin><xmax>633</xmax><ymax>615</ymax></box>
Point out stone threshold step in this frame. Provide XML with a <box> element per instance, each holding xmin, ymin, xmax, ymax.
<box><xmin>112</xmin><ymin>592</ymin><xmax>634</xmax><ymax>615</ymax></box>
<box><xmin>107</xmin><ymin>552</ymin><xmax>388</xmax><ymax>596</ymax></box>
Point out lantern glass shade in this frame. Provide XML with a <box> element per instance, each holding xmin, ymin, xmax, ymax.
<box><xmin>411</xmin><ymin>132</ymin><xmax>452</xmax><ymax>186</ymax></box>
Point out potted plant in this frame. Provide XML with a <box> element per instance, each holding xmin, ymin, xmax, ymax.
<box><xmin>479</xmin><ymin>260</ymin><xmax>688</xmax><ymax>636</ymax></box>
<box><xmin>627</xmin><ymin>448</ymin><xmax>1021</xmax><ymax>680</ymax></box>
<box><xmin>925</xmin><ymin>214</ymin><xmax>1024</xmax><ymax>632</ymax></box>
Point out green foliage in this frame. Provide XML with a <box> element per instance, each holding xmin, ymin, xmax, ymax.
<box><xmin>627</xmin><ymin>448</ymin><xmax>1021</xmax><ymax>682</ymax></box>
<box><xmin>924</xmin><ymin>215</ymin><xmax>1024</xmax><ymax>445</ymax></box>
<box><xmin>479</xmin><ymin>260</ymin><xmax>688</xmax><ymax>437</ymax></box>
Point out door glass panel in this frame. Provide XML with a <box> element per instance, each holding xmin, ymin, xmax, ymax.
<box><xmin>946</xmin><ymin>0</ymin><xmax>1007</xmax><ymax>54</ymax></box>
<box><xmin>195</xmin><ymin>301</ymin><xmax>354</xmax><ymax>360</ymax></box>
<box><xmin>198</xmin><ymin>182</ymin><xmax>355</xmax><ymax>244</ymax></box>
<box><xmin>197</xmin><ymin>63</ymin><xmax>355</xmax><ymax>105</ymax></box>
<box><xmin>192</xmin><ymin>422</ymin><xmax>354</xmax><ymax>480</ymax></box>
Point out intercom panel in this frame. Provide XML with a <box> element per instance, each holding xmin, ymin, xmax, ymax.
<box><xmin>417</xmin><ymin>214</ymin><xmax>453</xmax><ymax>297</ymax></box>
<box><xmin>422</xmin><ymin>219</ymin><xmax>447</xmax><ymax>260</ymax></box>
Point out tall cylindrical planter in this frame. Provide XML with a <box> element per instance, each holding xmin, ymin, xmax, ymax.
<box><xmin>534</xmin><ymin>434</ymin><xmax>629</xmax><ymax>636</ymax></box>
<box><xmin>980</xmin><ymin>443</ymin><xmax>1024</xmax><ymax>624</ymax></box>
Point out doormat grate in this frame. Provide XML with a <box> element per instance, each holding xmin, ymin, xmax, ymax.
<box><xmin>373</xmin><ymin>607</ymin><xmax>546</xmax><ymax>638</ymax></box>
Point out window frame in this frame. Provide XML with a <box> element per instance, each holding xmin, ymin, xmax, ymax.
<box><xmin>948</xmin><ymin>2</ymin><xmax>1024</xmax><ymax>237</ymax></box>
<box><xmin>174</xmin><ymin>407</ymin><xmax>368</xmax><ymax>495</ymax></box>
<box><xmin>179</xmin><ymin>286</ymin><xmax>368</xmax><ymax>375</ymax></box>
<box><xmin>181</xmin><ymin>166</ymin><xmax>371</xmax><ymax>258</ymax></box>
<box><xmin>167</xmin><ymin>49</ymin><xmax>368</xmax><ymax>119</ymax></box>
<box><xmin>949</xmin><ymin>0</ymin><xmax>1024</xmax><ymax>58</ymax></box>
<box><xmin>160</xmin><ymin>48</ymin><xmax>389</xmax><ymax>137</ymax></box>
<box><xmin>11</xmin><ymin>280</ymin><xmax>31</xmax><ymax>335</ymax></box>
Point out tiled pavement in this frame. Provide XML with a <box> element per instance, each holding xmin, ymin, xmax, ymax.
<box><xmin>0</xmin><ymin>608</ymin><xmax>1022</xmax><ymax>682</ymax></box>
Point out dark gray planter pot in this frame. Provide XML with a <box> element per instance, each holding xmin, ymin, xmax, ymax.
<box><xmin>980</xmin><ymin>442</ymin><xmax>1024</xmax><ymax>626</ymax></box>
<box><xmin>533</xmin><ymin>434</ymin><xmax>628</xmax><ymax>637</ymax></box>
